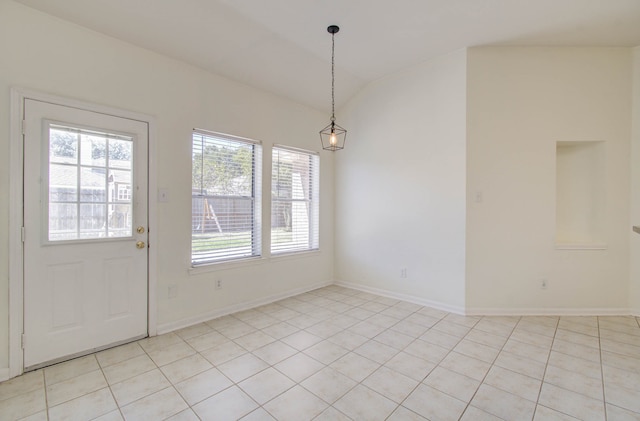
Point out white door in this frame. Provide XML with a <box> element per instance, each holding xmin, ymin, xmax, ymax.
<box><xmin>23</xmin><ymin>99</ymin><xmax>149</xmax><ymax>370</ymax></box>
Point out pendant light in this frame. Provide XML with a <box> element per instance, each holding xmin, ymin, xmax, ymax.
<box><xmin>319</xmin><ymin>25</ymin><xmax>347</xmax><ymax>151</ymax></box>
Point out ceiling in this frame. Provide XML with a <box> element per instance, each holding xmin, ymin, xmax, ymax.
<box><xmin>14</xmin><ymin>0</ymin><xmax>640</xmax><ymax>112</ymax></box>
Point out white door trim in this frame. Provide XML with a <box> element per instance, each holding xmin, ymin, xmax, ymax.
<box><xmin>9</xmin><ymin>87</ymin><xmax>158</xmax><ymax>379</ymax></box>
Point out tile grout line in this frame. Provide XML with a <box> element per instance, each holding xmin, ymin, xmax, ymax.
<box><xmin>597</xmin><ymin>316</ymin><xmax>608</xmax><ymax>421</ymax></box>
<box><xmin>530</xmin><ymin>315</ymin><xmax>560</xmax><ymax>421</ymax></box>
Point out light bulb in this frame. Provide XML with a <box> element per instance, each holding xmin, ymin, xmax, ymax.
<box><xmin>330</xmin><ymin>132</ymin><xmax>337</xmax><ymax>146</ymax></box>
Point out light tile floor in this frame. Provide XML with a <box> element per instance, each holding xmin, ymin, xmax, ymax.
<box><xmin>1</xmin><ymin>285</ymin><xmax>640</xmax><ymax>420</ymax></box>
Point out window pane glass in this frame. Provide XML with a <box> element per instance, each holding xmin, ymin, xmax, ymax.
<box><xmin>49</xmin><ymin>164</ymin><xmax>77</xmax><ymax>202</ymax></box>
<box><xmin>191</xmin><ymin>131</ymin><xmax>261</xmax><ymax>265</ymax></box>
<box><xmin>108</xmin><ymin>203</ymin><xmax>132</xmax><ymax>237</ymax></box>
<box><xmin>79</xmin><ymin>203</ymin><xmax>106</xmax><ymax>238</ymax></box>
<box><xmin>47</xmin><ymin>123</ymin><xmax>134</xmax><ymax>242</ymax></box>
<box><xmin>49</xmin><ymin>203</ymin><xmax>77</xmax><ymax>241</ymax></box>
<box><xmin>81</xmin><ymin>134</ymin><xmax>107</xmax><ymax>167</ymax></box>
<box><xmin>109</xmin><ymin>138</ymin><xmax>132</xmax><ymax>169</ymax></box>
<box><xmin>80</xmin><ymin>167</ymin><xmax>106</xmax><ymax>202</ymax></box>
<box><xmin>49</xmin><ymin>128</ymin><xmax>78</xmax><ymax>164</ymax></box>
<box><xmin>271</xmin><ymin>147</ymin><xmax>319</xmax><ymax>254</ymax></box>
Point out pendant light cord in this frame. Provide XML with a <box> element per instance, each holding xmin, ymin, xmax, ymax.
<box><xmin>331</xmin><ymin>32</ymin><xmax>336</xmax><ymax>123</ymax></box>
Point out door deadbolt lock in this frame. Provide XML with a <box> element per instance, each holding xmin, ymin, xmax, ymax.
<box><xmin>136</xmin><ymin>241</ymin><xmax>145</xmax><ymax>249</ymax></box>
<box><xmin>136</xmin><ymin>226</ymin><xmax>145</xmax><ymax>234</ymax></box>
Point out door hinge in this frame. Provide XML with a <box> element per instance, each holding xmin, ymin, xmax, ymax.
<box><xmin>21</xmin><ymin>226</ymin><xmax>25</xmax><ymax>243</ymax></box>
<box><xmin>22</xmin><ymin>120</ymin><xmax>26</xmax><ymax>136</ymax></box>
<box><xmin>21</xmin><ymin>334</ymin><xmax>25</xmax><ymax>349</ymax></box>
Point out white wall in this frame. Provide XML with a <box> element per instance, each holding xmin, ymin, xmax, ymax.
<box><xmin>631</xmin><ymin>46</ymin><xmax>640</xmax><ymax>315</ymax></box>
<box><xmin>0</xmin><ymin>1</ymin><xmax>334</xmax><ymax>372</ymax></box>
<box><xmin>466</xmin><ymin>47</ymin><xmax>632</xmax><ymax>313</ymax></box>
<box><xmin>335</xmin><ymin>50</ymin><xmax>467</xmax><ymax>312</ymax></box>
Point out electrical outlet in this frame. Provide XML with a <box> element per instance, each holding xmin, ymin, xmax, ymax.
<box><xmin>400</xmin><ymin>268</ymin><xmax>407</xmax><ymax>279</ymax></box>
<box><xmin>168</xmin><ymin>284</ymin><xmax>178</xmax><ymax>298</ymax></box>
<box><xmin>215</xmin><ymin>279</ymin><xmax>223</xmax><ymax>290</ymax></box>
<box><xmin>541</xmin><ymin>279</ymin><xmax>548</xmax><ymax>290</ymax></box>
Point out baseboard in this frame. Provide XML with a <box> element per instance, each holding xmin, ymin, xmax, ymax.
<box><xmin>334</xmin><ymin>280</ymin><xmax>466</xmax><ymax>315</ymax></box>
<box><xmin>0</xmin><ymin>367</ymin><xmax>10</xmax><ymax>383</ymax></box>
<box><xmin>465</xmin><ymin>307</ymin><xmax>632</xmax><ymax>316</ymax></box>
<box><xmin>156</xmin><ymin>280</ymin><xmax>333</xmax><ymax>335</ymax></box>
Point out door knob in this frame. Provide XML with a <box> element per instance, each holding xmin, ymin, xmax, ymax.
<box><xmin>137</xmin><ymin>226</ymin><xmax>145</xmax><ymax>234</ymax></box>
<box><xmin>136</xmin><ymin>241</ymin><xmax>145</xmax><ymax>249</ymax></box>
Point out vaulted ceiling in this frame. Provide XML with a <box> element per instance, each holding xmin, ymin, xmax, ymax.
<box><xmin>14</xmin><ymin>0</ymin><xmax>640</xmax><ymax>112</ymax></box>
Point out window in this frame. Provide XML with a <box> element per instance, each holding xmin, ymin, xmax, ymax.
<box><xmin>191</xmin><ymin>130</ymin><xmax>262</xmax><ymax>265</ymax></box>
<box><xmin>271</xmin><ymin>145</ymin><xmax>319</xmax><ymax>254</ymax></box>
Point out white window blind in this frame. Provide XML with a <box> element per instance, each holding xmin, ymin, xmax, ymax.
<box><xmin>271</xmin><ymin>145</ymin><xmax>319</xmax><ymax>254</ymax></box>
<box><xmin>191</xmin><ymin>130</ymin><xmax>262</xmax><ymax>265</ymax></box>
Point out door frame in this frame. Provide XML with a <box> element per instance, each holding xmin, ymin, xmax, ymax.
<box><xmin>9</xmin><ymin>87</ymin><xmax>158</xmax><ymax>379</ymax></box>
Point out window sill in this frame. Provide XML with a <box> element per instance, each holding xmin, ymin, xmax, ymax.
<box><xmin>188</xmin><ymin>249</ymin><xmax>323</xmax><ymax>275</ymax></box>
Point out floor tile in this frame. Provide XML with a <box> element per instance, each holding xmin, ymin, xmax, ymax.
<box><xmin>110</xmin><ymin>369</ymin><xmax>170</xmax><ymax>407</ymax></box>
<box><xmin>534</xmin><ymin>405</ymin><xmax>581</xmax><ymax>420</ymax></box>
<box><xmin>483</xmin><ymin>365</ymin><xmax>541</xmax><ymax>402</ymax></box>
<box><xmin>333</xmin><ymin>384</ymin><xmax>398</xmax><ymax>421</ymax></box>
<box><xmin>387</xmin><ymin>405</ymin><xmax>428</xmax><ymax>420</ymax></box>
<box><xmin>544</xmin><ymin>364</ymin><xmax>603</xmax><ymax>400</ymax></box>
<box><xmin>383</xmin><ymin>351</ymin><xmax>437</xmax><ymax>381</ymax></box>
<box><xmin>102</xmin><ymin>354</ymin><xmax>156</xmax><ymax>385</ymax></box>
<box><xmin>300</xmin><ymin>366</ymin><xmax>356</xmax><ymax>404</ymax></box>
<box><xmin>199</xmin><ymin>341</ymin><xmax>247</xmax><ymax>365</ymax></box>
<box><xmin>274</xmin><ymin>352</ymin><xmax>324</xmax><ymax>383</ymax></box>
<box><xmin>327</xmin><ymin>330</ymin><xmax>369</xmax><ymax>350</ymax></box>
<box><xmin>471</xmin><ymin>383</ymin><xmax>536</xmax><ymax>421</ymax></box>
<box><xmin>494</xmin><ymin>350</ymin><xmax>546</xmax><ymax>379</ymax></box>
<box><xmin>165</xmin><ymin>408</ymin><xmax>200</xmax><ymax>421</ymax></box>
<box><xmin>218</xmin><ymin>353</ymin><xmax>269</xmax><ymax>383</ymax></box>
<box><xmin>96</xmin><ymin>342</ymin><xmax>145</xmax><ymax>368</ymax></box>
<box><xmin>404</xmin><ymin>338</ymin><xmax>450</xmax><ymax>364</ymax></box>
<box><xmin>174</xmin><ymin>367</ymin><xmax>233</xmax><ymax>405</ymax></box>
<box><xmin>353</xmin><ymin>340</ymin><xmax>399</xmax><ymax>364</ymax></box>
<box><xmin>373</xmin><ymin>329</ymin><xmax>415</xmax><ymax>349</ymax></box>
<box><xmin>454</xmin><ymin>338</ymin><xmax>500</xmax><ymax>363</ymax></box>
<box><xmin>184</xmin><ymin>330</ymin><xmax>228</xmax><ymax>352</ymax></box>
<box><xmin>44</xmin><ymin>355</ymin><xmax>100</xmax><ymax>385</ymax></box>
<box><xmin>192</xmin><ymin>386</ymin><xmax>258</xmax><ymax>421</ymax></box>
<box><xmin>146</xmin><ymin>340</ymin><xmax>196</xmax><ymax>366</ymax></box>
<box><xmin>0</xmin><ymin>388</ymin><xmax>46</xmax><ymax>420</ymax></box>
<box><xmin>538</xmin><ymin>382</ymin><xmax>605</xmax><ymax>421</ymax></box>
<box><xmin>313</xmin><ymin>406</ymin><xmax>351</xmax><ymax>421</ymax></box>
<box><xmin>160</xmin><ymin>353</ymin><xmax>213</xmax><ymax>384</ymax></box>
<box><xmin>403</xmin><ymin>383</ymin><xmax>467</xmax><ymax>421</ymax></box>
<box><xmin>46</xmin><ymin>369</ymin><xmax>107</xmax><ymax>406</ymax></box>
<box><xmin>252</xmin><ymin>340</ymin><xmax>298</xmax><ymax>365</ymax></box>
<box><xmin>605</xmin><ymin>403</ymin><xmax>640</xmax><ymax>421</ymax></box>
<box><xmin>238</xmin><ymin>367</ymin><xmax>295</xmax><ymax>405</ymax></box>
<box><xmin>263</xmin><ymin>385</ymin><xmax>328</xmax><ymax>421</ymax></box>
<box><xmin>174</xmin><ymin>322</ymin><xmax>214</xmax><ymax>340</ymax></box>
<box><xmin>235</xmin><ymin>331</ymin><xmax>276</xmax><ymax>352</ymax></box>
<box><xmin>303</xmin><ymin>340</ymin><xmax>349</xmax><ymax>365</ymax></box>
<box><xmin>440</xmin><ymin>351</ymin><xmax>492</xmax><ymax>381</ymax></box>
<box><xmin>216</xmin><ymin>321</ymin><xmax>257</xmax><ymax>339</ymax></box>
<box><xmin>48</xmin><ymin>387</ymin><xmax>116</xmax><ymax>421</ymax></box>
<box><xmin>604</xmin><ymin>382</ymin><xmax>640</xmax><ymax>413</ymax></box>
<box><xmin>330</xmin><ymin>352</ymin><xmax>380</xmax><ymax>382</ymax></box>
<box><xmin>281</xmin><ymin>330</ymin><xmax>323</xmax><ymax>351</ymax></box>
<box><xmin>0</xmin><ymin>370</ymin><xmax>44</xmax><ymax>402</ymax></box>
<box><xmin>547</xmin><ymin>351</ymin><xmax>602</xmax><ymax>380</ymax></box>
<box><xmin>261</xmin><ymin>322</ymin><xmax>300</xmax><ymax>339</ymax></box>
<box><xmin>502</xmin><ymin>338</ymin><xmax>551</xmax><ymax>363</ymax></box>
<box><xmin>120</xmin><ymin>387</ymin><xmax>188</xmax><ymax>421</ymax></box>
<box><xmin>138</xmin><ymin>332</ymin><xmax>183</xmax><ymax>353</ymax></box>
<box><xmin>423</xmin><ymin>366</ymin><xmax>480</xmax><ymax>402</ymax></box>
<box><xmin>362</xmin><ymin>366</ymin><xmax>419</xmax><ymax>403</ymax></box>
<box><xmin>459</xmin><ymin>406</ymin><xmax>504</xmax><ymax>421</ymax></box>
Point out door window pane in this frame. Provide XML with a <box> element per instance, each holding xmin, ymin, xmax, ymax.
<box><xmin>47</xmin><ymin>123</ymin><xmax>134</xmax><ymax>241</ymax></box>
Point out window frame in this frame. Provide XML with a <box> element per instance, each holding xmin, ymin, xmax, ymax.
<box><xmin>191</xmin><ymin>129</ymin><xmax>262</xmax><ymax>266</ymax></box>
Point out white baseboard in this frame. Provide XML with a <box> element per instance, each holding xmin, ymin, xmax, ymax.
<box><xmin>465</xmin><ymin>307</ymin><xmax>632</xmax><ymax>316</ymax></box>
<box><xmin>334</xmin><ymin>280</ymin><xmax>466</xmax><ymax>315</ymax></box>
<box><xmin>156</xmin><ymin>280</ymin><xmax>333</xmax><ymax>335</ymax></box>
